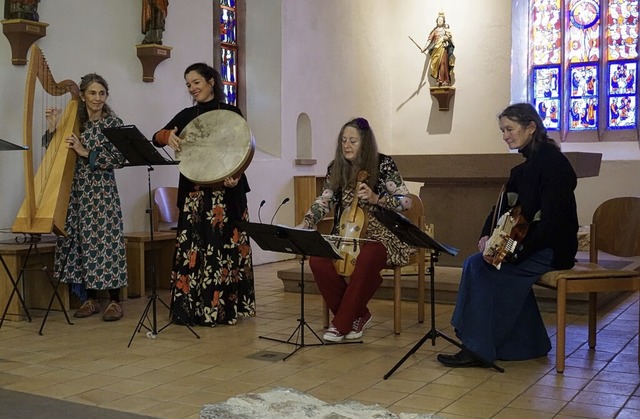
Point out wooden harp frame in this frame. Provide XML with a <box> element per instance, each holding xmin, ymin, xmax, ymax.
<box><xmin>12</xmin><ymin>45</ymin><xmax>81</xmax><ymax>236</ymax></box>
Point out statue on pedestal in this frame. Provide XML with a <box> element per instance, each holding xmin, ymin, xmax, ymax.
<box><xmin>421</xmin><ymin>11</ymin><xmax>455</xmax><ymax>87</ymax></box>
<box><xmin>4</xmin><ymin>0</ymin><xmax>40</xmax><ymax>21</ymax></box>
<box><xmin>141</xmin><ymin>0</ymin><xmax>168</xmax><ymax>45</ymax></box>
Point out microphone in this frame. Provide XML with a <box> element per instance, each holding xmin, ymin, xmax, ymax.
<box><xmin>270</xmin><ymin>197</ymin><xmax>290</xmax><ymax>224</ymax></box>
<box><xmin>257</xmin><ymin>200</ymin><xmax>266</xmax><ymax>223</ymax></box>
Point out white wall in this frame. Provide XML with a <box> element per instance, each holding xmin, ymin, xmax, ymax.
<box><xmin>1</xmin><ymin>0</ymin><xmax>638</xmax><ymax>266</ymax></box>
<box><xmin>0</xmin><ymin>0</ymin><xmax>214</xmax><ymax>236</ymax></box>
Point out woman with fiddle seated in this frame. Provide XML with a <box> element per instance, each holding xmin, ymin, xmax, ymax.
<box><xmin>437</xmin><ymin>103</ymin><xmax>579</xmax><ymax>368</ymax></box>
<box><xmin>296</xmin><ymin>117</ymin><xmax>412</xmax><ymax>342</ymax></box>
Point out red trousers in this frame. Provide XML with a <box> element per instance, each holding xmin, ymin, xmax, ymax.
<box><xmin>309</xmin><ymin>242</ymin><xmax>387</xmax><ymax>334</ymax></box>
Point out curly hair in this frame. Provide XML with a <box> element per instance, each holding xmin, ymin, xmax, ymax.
<box><xmin>183</xmin><ymin>62</ymin><xmax>225</xmax><ymax>104</ymax></box>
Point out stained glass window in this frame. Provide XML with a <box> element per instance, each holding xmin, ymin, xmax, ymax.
<box><xmin>218</xmin><ymin>0</ymin><xmax>239</xmax><ymax>106</ymax></box>
<box><xmin>529</xmin><ymin>0</ymin><xmax>638</xmax><ymax>136</ymax></box>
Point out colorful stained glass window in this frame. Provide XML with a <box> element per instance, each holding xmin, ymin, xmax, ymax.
<box><xmin>531</xmin><ymin>0</ymin><xmax>563</xmax><ymax>65</ymax></box>
<box><xmin>218</xmin><ymin>0</ymin><xmax>239</xmax><ymax>106</ymax></box>
<box><xmin>528</xmin><ymin>0</ymin><xmax>638</xmax><ymax>135</ymax></box>
<box><xmin>533</xmin><ymin>66</ymin><xmax>562</xmax><ymax>130</ymax></box>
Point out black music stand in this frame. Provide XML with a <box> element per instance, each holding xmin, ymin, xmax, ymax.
<box><xmin>0</xmin><ymin>138</ymin><xmax>29</xmax><ymax>151</ymax></box>
<box><xmin>103</xmin><ymin>125</ymin><xmax>200</xmax><ymax>346</ymax></box>
<box><xmin>373</xmin><ymin>210</ymin><xmax>505</xmax><ymax>378</ymax></box>
<box><xmin>237</xmin><ymin>221</ymin><xmax>362</xmax><ymax>360</ymax></box>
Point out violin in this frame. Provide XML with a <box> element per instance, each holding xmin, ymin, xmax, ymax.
<box><xmin>482</xmin><ymin>204</ymin><xmax>529</xmax><ymax>270</ymax></box>
<box><xmin>332</xmin><ymin>170</ymin><xmax>369</xmax><ymax>276</ymax></box>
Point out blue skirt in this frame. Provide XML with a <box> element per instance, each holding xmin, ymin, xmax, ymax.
<box><xmin>451</xmin><ymin>249</ymin><xmax>554</xmax><ymax>363</ymax></box>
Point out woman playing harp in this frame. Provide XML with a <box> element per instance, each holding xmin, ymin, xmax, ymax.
<box><xmin>49</xmin><ymin>74</ymin><xmax>128</xmax><ymax>322</ymax></box>
<box><xmin>296</xmin><ymin>117</ymin><xmax>412</xmax><ymax>342</ymax></box>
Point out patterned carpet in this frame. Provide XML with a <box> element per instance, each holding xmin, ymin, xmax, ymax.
<box><xmin>200</xmin><ymin>387</ymin><xmax>444</xmax><ymax>419</ymax></box>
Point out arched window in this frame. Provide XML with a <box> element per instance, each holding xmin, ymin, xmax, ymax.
<box><xmin>529</xmin><ymin>0</ymin><xmax>638</xmax><ymax>142</ymax></box>
<box><xmin>215</xmin><ymin>0</ymin><xmax>244</xmax><ymax>109</ymax></box>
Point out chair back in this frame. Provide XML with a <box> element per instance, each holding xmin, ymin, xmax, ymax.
<box><xmin>592</xmin><ymin>197</ymin><xmax>640</xmax><ymax>258</ymax></box>
<box><xmin>403</xmin><ymin>193</ymin><xmax>424</xmax><ymax>227</ymax></box>
<box><xmin>153</xmin><ymin>187</ymin><xmax>179</xmax><ymax>231</ymax></box>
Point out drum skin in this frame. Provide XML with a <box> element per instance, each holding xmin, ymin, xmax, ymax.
<box><xmin>177</xmin><ymin>110</ymin><xmax>255</xmax><ymax>185</ymax></box>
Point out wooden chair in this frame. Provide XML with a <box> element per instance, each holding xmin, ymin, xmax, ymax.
<box><xmin>536</xmin><ymin>197</ymin><xmax>640</xmax><ymax>373</ymax></box>
<box><xmin>152</xmin><ymin>187</ymin><xmax>179</xmax><ymax>232</ymax></box>
<box><xmin>322</xmin><ymin>193</ymin><xmax>432</xmax><ymax>334</ymax></box>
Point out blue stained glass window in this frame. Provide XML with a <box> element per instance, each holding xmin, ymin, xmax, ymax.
<box><xmin>533</xmin><ymin>66</ymin><xmax>562</xmax><ymax>130</ymax></box>
<box><xmin>221</xmin><ymin>48</ymin><xmax>236</xmax><ymax>83</ymax></box>
<box><xmin>569</xmin><ymin>64</ymin><xmax>599</xmax><ymax>130</ymax></box>
<box><xmin>608</xmin><ymin>60</ymin><xmax>637</xmax><ymax>128</ymax></box>
<box><xmin>218</xmin><ymin>0</ymin><xmax>240</xmax><ymax>106</ymax></box>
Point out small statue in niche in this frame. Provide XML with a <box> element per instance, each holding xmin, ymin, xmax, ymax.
<box><xmin>421</xmin><ymin>11</ymin><xmax>455</xmax><ymax>87</ymax></box>
<box><xmin>4</xmin><ymin>0</ymin><xmax>40</xmax><ymax>21</ymax></box>
<box><xmin>141</xmin><ymin>0</ymin><xmax>168</xmax><ymax>45</ymax></box>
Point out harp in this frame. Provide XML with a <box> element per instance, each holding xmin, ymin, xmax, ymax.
<box><xmin>12</xmin><ymin>45</ymin><xmax>80</xmax><ymax>236</ymax></box>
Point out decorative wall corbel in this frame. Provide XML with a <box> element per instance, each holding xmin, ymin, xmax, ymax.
<box><xmin>429</xmin><ymin>87</ymin><xmax>455</xmax><ymax>111</ymax></box>
<box><xmin>135</xmin><ymin>44</ymin><xmax>171</xmax><ymax>82</ymax></box>
<box><xmin>1</xmin><ymin>19</ymin><xmax>47</xmax><ymax>65</ymax></box>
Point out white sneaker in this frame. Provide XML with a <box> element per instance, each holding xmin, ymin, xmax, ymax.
<box><xmin>323</xmin><ymin>326</ymin><xmax>345</xmax><ymax>342</ymax></box>
<box><xmin>346</xmin><ymin>313</ymin><xmax>373</xmax><ymax>340</ymax></box>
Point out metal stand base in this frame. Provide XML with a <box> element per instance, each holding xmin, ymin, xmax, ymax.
<box><xmin>259</xmin><ymin>257</ymin><xmax>361</xmax><ymax>361</ymax></box>
<box><xmin>384</xmin><ymin>253</ymin><xmax>504</xmax><ymax>379</ymax></box>
<box><xmin>127</xmin><ymin>167</ymin><xmax>200</xmax><ymax>347</ymax></box>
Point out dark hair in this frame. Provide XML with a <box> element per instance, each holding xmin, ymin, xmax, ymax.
<box><xmin>78</xmin><ymin>73</ymin><xmax>116</xmax><ymax>130</ymax></box>
<box><xmin>183</xmin><ymin>62</ymin><xmax>224</xmax><ymax>103</ymax></box>
<box><xmin>498</xmin><ymin>103</ymin><xmax>559</xmax><ymax>150</ymax></box>
<box><xmin>329</xmin><ymin>117</ymin><xmax>379</xmax><ymax>191</ymax></box>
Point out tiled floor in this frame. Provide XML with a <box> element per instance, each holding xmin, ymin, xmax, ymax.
<box><xmin>0</xmin><ymin>259</ymin><xmax>639</xmax><ymax>419</ymax></box>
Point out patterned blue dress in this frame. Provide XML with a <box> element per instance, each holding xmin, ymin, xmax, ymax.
<box><xmin>54</xmin><ymin>115</ymin><xmax>128</xmax><ymax>293</ymax></box>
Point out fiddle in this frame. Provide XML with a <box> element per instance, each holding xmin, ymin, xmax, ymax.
<box><xmin>482</xmin><ymin>204</ymin><xmax>529</xmax><ymax>269</ymax></box>
<box><xmin>332</xmin><ymin>170</ymin><xmax>370</xmax><ymax>276</ymax></box>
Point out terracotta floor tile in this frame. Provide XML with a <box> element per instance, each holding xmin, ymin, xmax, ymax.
<box><xmin>0</xmin><ymin>259</ymin><xmax>638</xmax><ymax>419</ymax></box>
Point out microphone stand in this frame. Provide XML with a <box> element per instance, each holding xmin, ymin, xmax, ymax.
<box><xmin>270</xmin><ymin>198</ymin><xmax>290</xmax><ymax>225</ymax></box>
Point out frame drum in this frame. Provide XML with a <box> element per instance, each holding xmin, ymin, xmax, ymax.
<box><xmin>176</xmin><ymin>110</ymin><xmax>255</xmax><ymax>185</ymax></box>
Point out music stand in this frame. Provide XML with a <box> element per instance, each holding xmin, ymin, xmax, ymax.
<box><xmin>237</xmin><ymin>221</ymin><xmax>362</xmax><ymax>360</ymax></box>
<box><xmin>0</xmin><ymin>139</ymin><xmax>29</xmax><ymax>151</ymax></box>
<box><xmin>373</xmin><ymin>210</ymin><xmax>505</xmax><ymax>378</ymax></box>
<box><xmin>102</xmin><ymin>125</ymin><xmax>200</xmax><ymax>346</ymax></box>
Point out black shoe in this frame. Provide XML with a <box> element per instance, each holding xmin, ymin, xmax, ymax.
<box><xmin>437</xmin><ymin>349</ymin><xmax>486</xmax><ymax>368</ymax></box>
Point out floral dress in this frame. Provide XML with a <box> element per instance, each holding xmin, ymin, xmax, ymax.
<box><xmin>54</xmin><ymin>115</ymin><xmax>128</xmax><ymax>293</ymax></box>
<box><xmin>171</xmin><ymin>185</ymin><xmax>256</xmax><ymax>326</ymax></box>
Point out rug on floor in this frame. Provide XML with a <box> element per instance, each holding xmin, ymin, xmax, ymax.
<box><xmin>199</xmin><ymin>387</ymin><xmax>443</xmax><ymax>419</ymax></box>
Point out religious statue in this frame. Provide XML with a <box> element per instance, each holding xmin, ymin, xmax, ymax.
<box><xmin>421</xmin><ymin>12</ymin><xmax>455</xmax><ymax>87</ymax></box>
<box><xmin>4</xmin><ymin>0</ymin><xmax>40</xmax><ymax>21</ymax></box>
<box><xmin>141</xmin><ymin>0</ymin><xmax>168</xmax><ymax>45</ymax></box>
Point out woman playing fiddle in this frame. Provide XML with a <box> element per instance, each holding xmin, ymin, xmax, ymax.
<box><xmin>297</xmin><ymin>117</ymin><xmax>412</xmax><ymax>342</ymax></box>
<box><xmin>437</xmin><ymin>103</ymin><xmax>579</xmax><ymax>368</ymax></box>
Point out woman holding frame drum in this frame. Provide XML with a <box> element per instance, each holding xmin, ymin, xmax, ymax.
<box><xmin>152</xmin><ymin>62</ymin><xmax>255</xmax><ymax>327</ymax></box>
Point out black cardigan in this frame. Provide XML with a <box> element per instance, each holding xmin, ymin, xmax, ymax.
<box><xmin>481</xmin><ymin>141</ymin><xmax>578</xmax><ymax>269</ymax></box>
<box><xmin>152</xmin><ymin>100</ymin><xmax>250</xmax><ymax>220</ymax></box>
